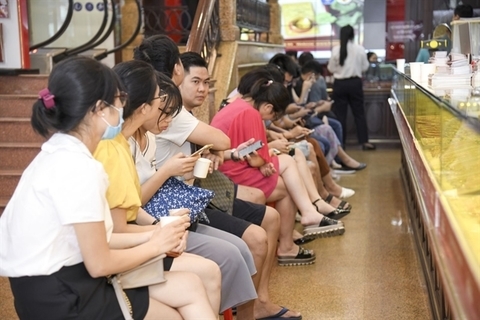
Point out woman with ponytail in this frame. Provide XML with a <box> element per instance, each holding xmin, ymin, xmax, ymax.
<box><xmin>0</xmin><ymin>57</ymin><xmax>217</xmax><ymax>320</ymax></box>
<box><xmin>212</xmin><ymin>72</ymin><xmax>346</xmax><ymax>267</ymax></box>
<box><xmin>327</xmin><ymin>25</ymin><xmax>375</xmax><ymax>150</ymax></box>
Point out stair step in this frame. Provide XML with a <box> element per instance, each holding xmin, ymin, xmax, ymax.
<box><xmin>0</xmin><ymin>118</ymin><xmax>46</xmax><ymax>143</ymax></box>
<box><xmin>0</xmin><ymin>95</ymin><xmax>37</xmax><ymax>117</ymax></box>
<box><xmin>0</xmin><ymin>75</ymin><xmax>49</xmax><ymax>95</ymax></box>
<box><xmin>0</xmin><ymin>142</ymin><xmax>41</xmax><ymax>170</ymax></box>
<box><xmin>0</xmin><ymin>170</ymin><xmax>22</xmax><ymax>199</ymax></box>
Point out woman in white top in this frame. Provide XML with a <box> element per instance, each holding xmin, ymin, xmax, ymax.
<box><xmin>0</xmin><ymin>56</ymin><xmax>216</xmax><ymax>320</ymax></box>
<box><xmin>328</xmin><ymin>25</ymin><xmax>376</xmax><ymax>150</ymax></box>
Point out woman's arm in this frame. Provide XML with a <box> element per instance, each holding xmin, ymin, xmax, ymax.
<box><xmin>111</xmin><ymin>207</ymin><xmax>154</xmax><ymax>233</ymax></box>
<box><xmin>109</xmin><ymin>230</ymin><xmax>153</xmax><ymax>249</ymax></box>
<box><xmin>187</xmin><ymin>121</ymin><xmax>231</xmax><ymax>151</ymax></box>
<box><xmin>141</xmin><ymin>153</ymin><xmax>198</xmax><ymax>205</ymax></box>
<box><xmin>74</xmin><ymin>217</ymin><xmax>187</xmax><ymax>277</ymax></box>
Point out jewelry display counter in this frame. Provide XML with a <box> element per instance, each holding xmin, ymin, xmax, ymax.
<box><xmin>390</xmin><ymin>71</ymin><xmax>480</xmax><ymax>319</ymax></box>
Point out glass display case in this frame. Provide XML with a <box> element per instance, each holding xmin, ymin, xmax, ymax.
<box><xmin>390</xmin><ymin>70</ymin><xmax>480</xmax><ymax>319</ymax></box>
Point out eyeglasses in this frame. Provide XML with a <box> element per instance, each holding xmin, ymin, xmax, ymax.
<box><xmin>103</xmin><ymin>101</ymin><xmax>123</xmax><ymax>113</ymax></box>
<box><xmin>114</xmin><ymin>91</ymin><xmax>128</xmax><ymax>107</ymax></box>
<box><xmin>158</xmin><ymin>104</ymin><xmax>181</xmax><ymax>118</ymax></box>
<box><xmin>152</xmin><ymin>93</ymin><xmax>168</xmax><ymax>103</ymax></box>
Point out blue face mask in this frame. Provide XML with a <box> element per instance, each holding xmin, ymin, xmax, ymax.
<box><xmin>101</xmin><ymin>105</ymin><xmax>124</xmax><ymax>140</ymax></box>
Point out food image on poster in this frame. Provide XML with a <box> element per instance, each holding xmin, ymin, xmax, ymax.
<box><xmin>279</xmin><ymin>0</ymin><xmax>364</xmax><ymax>51</ymax></box>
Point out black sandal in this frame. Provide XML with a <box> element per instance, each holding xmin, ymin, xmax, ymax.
<box><xmin>323</xmin><ymin>194</ymin><xmax>352</xmax><ymax>213</ymax></box>
<box><xmin>277</xmin><ymin>247</ymin><xmax>316</xmax><ymax>266</ymax></box>
<box><xmin>313</xmin><ymin>198</ymin><xmax>351</xmax><ymax>220</ymax></box>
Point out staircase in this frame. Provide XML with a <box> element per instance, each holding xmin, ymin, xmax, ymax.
<box><xmin>0</xmin><ymin>75</ymin><xmax>48</xmax><ymax>215</ymax></box>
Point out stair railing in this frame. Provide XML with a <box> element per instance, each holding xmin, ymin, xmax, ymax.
<box><xmin>29</xmin><ymin>0</ymin><xmax>75</xmax><ymax>51</ymax></box>
<box><xmin>53</xmin><ymin>0</ymin><xmax>109</xmax><ymax>62</ymax></box>
<box><xmin>185</xmin><ymin>0</ymin><xmax>220</xmax><ymax>72</ymax></box>
<box><xmin>97</xmin><ymin>0</ymin><xmax>142</xmax><ymax>61</ymax></box>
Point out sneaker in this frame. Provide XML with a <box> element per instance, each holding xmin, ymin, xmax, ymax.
<box><xmin>331</xmin><ymin>172</ymin><xmax>340</xmax><ymax>180</ymax></box>
<box><xmin>303</xmin><ymin>216</ymin><xmax>345</xmax><ymax>239</ymax></box>
<box><xmin>333</xmin><ymin>169</ymin><xmax>355</xmax><ymax>175</ymax></box>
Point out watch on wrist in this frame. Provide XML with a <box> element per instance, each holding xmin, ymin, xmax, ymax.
<box><xmin>230</xmin><ymin>148</ymin><xmax>239</xmax><ymax>162</ymax></box>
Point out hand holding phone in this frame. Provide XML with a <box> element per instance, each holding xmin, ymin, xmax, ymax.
<box><xmin>190</xmin><ymin>144</ymin><xmax>214</xmax><ymax>157</ymax></box>
<box><xmin>237</xmin><ymin>140</ymin><xmax>264</xmax><ymax>158</ymax></box>
<box><xmin>295</xmin><ymin>129</ymin><xmax>315</xmax><ymax>140</ymax></box>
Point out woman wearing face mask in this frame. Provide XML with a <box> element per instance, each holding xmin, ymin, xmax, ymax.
<box><xmin>0</xmin><ymin>57</ymin><xmax>217</xmax><ymax>320</ymax></box>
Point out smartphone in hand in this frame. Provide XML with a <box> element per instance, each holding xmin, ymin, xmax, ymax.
<box><xmin>238</xmin><ymin>140</ymin><xmax>263</xmax><ymax>158</ymax></box>
<box><xmin>190</xmin><ymin>144</ymin><xmax>214</xmax><ymax>157</ymax></box>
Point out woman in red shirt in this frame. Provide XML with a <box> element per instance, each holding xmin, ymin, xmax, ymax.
<box><xmin>212</xmin><ymin>75</ymin><xmax>345</xmax><ymax>262</ymax></box>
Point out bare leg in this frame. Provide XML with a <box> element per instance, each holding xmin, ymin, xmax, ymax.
<box><xmin>292</xmin><ymin>149</ymin><xmax>336</xmax><ymax>214</ymax></box>
<box><xmin>267</xmin><ymin>177</ymin><xmax>299</xmax><ymax>257</ymax></box>
<box><xmin>170</xmin><ymin>252</ymin><xmax>221</xmax><ymax>313</ymax></box>
<box><xmin>254</xmin><ymin>207</ymin><xmax>301</xmax><ymax>319</ymax></box>
<box><xmin>237</xmin><ymin>224</ymin><xmax>267</xmax><ymax>320</ymax></box>
<box><xmin>144</xmin><ymin>299</ymin><xmax>182</xmax><ymax>320</ymax></box>
<box><xmin>337</xmin><ymin>147</ymin><xmax>361</xmax><ymax>168</ymax></box>
<box><xmin>148</xmin><ymin>271</ymin><xmax>217</xmax><ymax>320</ymax></box>
<box><xmin>236</xmin><ymin>185</ymin><xmax>266</xmax><ymax>204</ymax></box>
<box><xmin>305</xmin><ymin>145</ymin><xmax>352</xmax><ymax>209</ymax></box>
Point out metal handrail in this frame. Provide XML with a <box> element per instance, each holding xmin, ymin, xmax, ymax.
<box><xmin>185</xmin><ymin>0</ymin><xmax>216</xmax><ymax>54</ymax></box>
<box><xmin>54</xmin><ymin>0</ymin><xmax>109</xmax><ymax>62</ymax></box>
<box><xmin>79</xmin><ymin>0</ymin><xmax>117</xmax><ymax>56</ymax></box>
<box><xmin>29</xmin><ymin>0</ymin><xmax>74</xmax><ymax>51</ymax></box>
<box><xmin>96</xmin><ymin>0</ymin><xmax>142</xmax><ymax>61</ymax></box>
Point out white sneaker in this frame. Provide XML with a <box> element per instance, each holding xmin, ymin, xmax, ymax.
<box><xmin>331</xmin><ymin>172</ymin><xmax>340</xmax><ymax>180</ymax></box>
<box><xmin>339</xmin><ymin>187</ymin><xmax>355</xmax><ymax>199</ymax></box>
<box><xmin>331</xmin><ymin>160</ymin><xmax>342</xmax><ymax>169</ymax></box>
<box><xmin>333</xmin><ymin>169</ymin><xmax>355</xmax><ymax>175</ymax></box>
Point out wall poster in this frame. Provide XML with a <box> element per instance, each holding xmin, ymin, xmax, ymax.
<box><xmin>0</xmin><ymin>0</ymin><xmax>8</xmax><ymax>18</ymax></box>
<box><xmin>279</xmin><ymin>0</ymin><xmax>364</xmax><ymax>52</ymax></box>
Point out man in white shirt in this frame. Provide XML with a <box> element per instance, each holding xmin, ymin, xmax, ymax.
<box><xmin>134</xmin><ymin>35</ymin><xmax>304</xmax><ymax>320</ymax></box>
<box><xmin>179</xmin><ymin>51</ymin><xmax>304</xmax><ymax>320</ymax></box>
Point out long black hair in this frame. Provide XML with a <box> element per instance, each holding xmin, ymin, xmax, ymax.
<box><xmin>31</xmin><ymin>56</ymin><xmax>121</xmax><ymax>138</ymax></box>
<box><xmin>339</xmin><ymin>25</ymin><xmax>354</xmax><ymax>66</ymax></box>
<box><xmin>112</xmin><ymin>60</ymin><xmax>157</xmax><ymax>120</ymax></box>
<box><xmin>241</xmin><ymin>74</ymin><xmax>290</xmax><ymax>118</ymax></box>
<box><xmin>133</xmin><ymin>35</ymin><xmax>180</xmax><ymax>78</ymax></box>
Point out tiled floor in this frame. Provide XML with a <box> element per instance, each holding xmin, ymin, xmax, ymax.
<box><xmin>268</xmin><ymin>148</ymin><xmax>432</xmax><ymax>319</ymax></box>
<box><xmin>0</xmin><ymin>148</ymin><xmax>432</xmax><ymax>319</ymax></box>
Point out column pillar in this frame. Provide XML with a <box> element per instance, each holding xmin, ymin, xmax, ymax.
<box><xmin>120</xmin><ymin>0</ymin><xmax>143</xmax><ymax>62</ymax></box>
<box><xmin>268</xmin><ymin>0</ymin><xmax>283</xmax><ymax>44</ymax></box>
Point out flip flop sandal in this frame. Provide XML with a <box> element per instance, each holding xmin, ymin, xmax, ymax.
<box><xmin>256</xmin><ymin>307</ymin><xmax>302</xmax><ymax>320</ymax></box>
<box><xmin>277</xmin><ymin>247</ymin><xmax>315</xmax><ymax>266</ymax></box>
<box><xmin>323</xmin><ymin>194</ymin><xmax>352</xmax><ymax>214</ymax></box>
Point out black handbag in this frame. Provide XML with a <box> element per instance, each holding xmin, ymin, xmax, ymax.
<box><xmin>194</xmin><ymin>170</ymin><xmax>235</xmax><ymax>215</ymax></box>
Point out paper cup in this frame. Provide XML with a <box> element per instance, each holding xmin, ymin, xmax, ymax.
<box><xmin>421</xmin><ymin>63</ymin><xmax>436</xmax><ymax>83</ymax></box>
<box><xmin>160</xmin><ymin>215</ymin><xmax>181</xmax><ymax>227</ymax></box>
<box><xmin>193</xmin><ymin>158</ymin><xmax>212</xmax><ymax>178</ymax></box>
<box><xmin>396</xmin><ymin>59</ymin><xmax>406</xmax><ymax>73</ymax></box>
<box><xmin>409</xmin><ymin>62</ymin><xmax>424</xmax><ymax>83</ymax></box>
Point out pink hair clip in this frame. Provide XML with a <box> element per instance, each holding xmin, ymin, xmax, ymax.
<box><xmin>266</xmin><ymin>80</ymin><xmax>273</xmax><ymax>86</ymax></box>
<box><xmin>38</xmin><ymin>88</ymin><xmax>55</xmax><ymax>109</ymax></box>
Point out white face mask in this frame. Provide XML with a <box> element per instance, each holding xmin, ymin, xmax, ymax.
<box><xmin>101</xmin><ymin>105</ymin><xmax>124</xmax><ymax>140</ymax></box>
